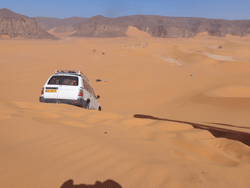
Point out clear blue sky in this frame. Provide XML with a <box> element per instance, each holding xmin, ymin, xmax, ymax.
<box><xmin>1</xmin><ymin>0</ymin><xmax>249</xmax><ymax>20</ymax></box>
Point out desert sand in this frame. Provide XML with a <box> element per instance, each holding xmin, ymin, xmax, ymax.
<box><xmin>1</xmin><ymin>27</ymin><xmax>250</xmax><ymax>188</ymax></box>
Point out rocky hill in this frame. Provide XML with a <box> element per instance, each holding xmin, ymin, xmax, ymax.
<box><xmin>0</xmin><ymin>8</ymin><xmax>57</xmax><ymax>39</ymax></box>
<box><xmin>2</xmin><ymin>8</ymin><xmax>249</xmax><ymax>39</ymax></box>
<box><xmin>71</xmin><ymin>15</ymin><xmax>128</xmax><ymax>37</ymax></box>
<box><xmin>72</xmin><ymin>15</ymin><xmax>250</xmax><ymax>38</ymax></box>
<box><xmin>128</xmin><ymin>15</ymin><xmax>250</xmax><ymax>38</ymax></box>
<box><xmin>35</xmin><ymin>17</ymin><xmax>87</xmax><ymax>33</ymax></box>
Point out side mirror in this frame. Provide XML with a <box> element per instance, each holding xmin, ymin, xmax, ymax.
<box><xmin>96</xmin><ymin>95</ymin><xmax>100</xmax><ymax>99</ymax></box>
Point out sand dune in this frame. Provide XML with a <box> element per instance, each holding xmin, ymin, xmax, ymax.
<box><xmin>156</xmin><ymin>55</ymin><xmax>184</xmax><ymax>65</ymax></box>
<box><xmin>197</xmin><ymin>51</ymin><xmax>235</xmax><ymax>61</ymax></box>
<box><xmin>126</xmin><ymin>26</ymin><xmax>152</xmax><ymax>38</ymax></box>
<box><xmin>193</xmin><ymin>86</ymin><xmax>250</xmax><ymax>109</ymax></box>
<box><xmin>1</xmin><ymin>101</ymin><xmax>250</xmax><ymax>188</ymax></box>
<box><xmin>1</xmin><ymin>33</ymin><xmax>250</xmax><ymax>188</ymax></box>
<box><xmin>48</xmin><ymin>28</ymin><xmax>78</xmax><ymax>39</ymax></box>
<box><xmin>203</xmin><ymin>86</ymin><xmax>250</xmax><ymax>98</ymax></box>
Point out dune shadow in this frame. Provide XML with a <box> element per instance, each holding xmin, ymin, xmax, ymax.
<box><xmin>205</xmin><ymin>122</ymin><xmax>250</xmax><ymax>129</ymax></box>
<box><xmin>60</xmin><ymin>179</ymin><xmax>122</xmax><ymax>188</ymax></box>
<box><xmin>134</xmin><ymin>114</ymin><xmax>250</xmax><ymax>147</ymax></box>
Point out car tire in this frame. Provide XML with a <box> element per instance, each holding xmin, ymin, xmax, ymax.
<box><xmin>98</xmin><ymin>106</ymin><xmax>101</xmax><ymax>111</ymax></box>
<box><xmin>85</xmin><ymin>99</ymin><xmax>91</xmax><ymax>110</ymax></box>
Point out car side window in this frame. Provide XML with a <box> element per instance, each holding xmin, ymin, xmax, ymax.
<box><xmin>87</xmin><ymin>84</ymin><xmax>91</xmax><ymax>94</ymax></box>
<box><xmin>89</xmin><ymin>86</ymin><xmax>93</xmax><ymax>95</ymax></box>
<box><xmin>82</xmin><ymin>79</ymin><xmax>91</xmax><ymax>94</ymax></box>
<box><xmin>82</xmin><ymin>79</ymin><xmax>87</xmax><ymax>88</ymax></box>
<box><xmin>90</xmin><ymin>86</ymin><xmax>97</xmax><ymax>98</ymax></box>
<box><xmin>92</xmin><ymin>89</ymin><xmax>97</xmax><ymax>98</ymax></box>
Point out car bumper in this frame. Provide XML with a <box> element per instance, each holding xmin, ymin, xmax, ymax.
<box><xmin>39</xmin><ymin>97</ymin><xmax>85</xmax><ymax>107</ymax></box>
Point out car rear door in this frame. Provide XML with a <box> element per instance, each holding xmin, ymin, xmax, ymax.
<box><xmin>44</xmin><ymin>76</ymin><xmax>59</xmax><ymax>99</ymax></box>
<box><xmin>44</xmin><ymin>75</ymin><xmax>79</xmax><ymax>100</ymax></box>
<box><xmin>57</xmin><ymin>76</ymin><xmax>79</xmax><ymax>100</ymax></box>
<box><xmin>44</xmin><ymin>86</ymin><xmax>58</xmax><ymax>99</ymax></box>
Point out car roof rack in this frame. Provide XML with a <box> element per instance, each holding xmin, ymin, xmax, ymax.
<box><xmin>55</xmin><ymin>69</ymin><xmax>89</xmax><ymax>82</ymax></box>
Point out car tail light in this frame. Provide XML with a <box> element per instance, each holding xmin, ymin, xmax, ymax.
<box><xmin>78</xmin><ymin>90</ymin><xmax>83</xmax><ymax>97</ymax></box>
<box><xmin>41</xmin><ymin>87</ymin><xmax>44</xmax><ymax>95</ymax></box>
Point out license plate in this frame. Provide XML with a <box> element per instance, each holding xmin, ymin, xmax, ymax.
<box><xmin>46</xmin><ymin>89</ymin><xmax>57</xmax><ymax>92</ymax></box>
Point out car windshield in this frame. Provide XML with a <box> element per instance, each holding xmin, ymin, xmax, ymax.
<box><xmin>48</xmin><ymin>76</ymin><xmax>78</xmax><ymax>86</ymax></box>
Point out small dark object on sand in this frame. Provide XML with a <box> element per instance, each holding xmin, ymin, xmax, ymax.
<box><xmin>104</xmin><ymin>132</ymin><xmax>107</xmax><ymax>134</ymax></box>
<box><xmin>218</xmin><ymin>46</ymin><xmax>222</xmax><ymax>49</ymax></box>
<box><xmin>190</xmin><ymin>74</ymin><xmax>194</xmax><ymax>77</ymax></box>
<box><xmin>96</xmin><ymin>79</ymin><xmax>102</xmax><ymax>82</ymax></box>
<box><xmin>93</xmin><ymin>49</ymin><xmax>96</xmax><ymax>53</ymax></box>
<box><xmin>102</xmin><ymin>52</ymin><xmax>105</xmax><ymax>55</ymax></box>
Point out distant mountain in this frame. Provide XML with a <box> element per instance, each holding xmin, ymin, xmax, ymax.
<box><xmin>0</xmin><ymin>8</ymin><xmax>57</xmax><ymax>39</ymax></box>
<box><xmin>35</xmin><ymin>17</ymin><xmax>87</xmax><ymax>33</ymax></box>
<box><xmin>2</xmin><ymin>8</ymin><xmax>250</xmax><ymax>39</ymax></box>
<box><xmin>71</xmin><ymin>15</ymin><xmax>128</xmax><ymax>37</ymax></box>
<box><xmin>72</xmin><ymin>15</ymin><xmax>250</xmax><ymax>38</ymax></box>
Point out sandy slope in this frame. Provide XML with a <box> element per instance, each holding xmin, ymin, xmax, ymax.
<box><xmin>1</xmin><ymin>29</ymin><xmax>250</xmax><ymax>188</ymax></box>
<box><xmin>126</xmin><ymin>26</ymin><xmax>152</xmax><ymax>38</ymax></box>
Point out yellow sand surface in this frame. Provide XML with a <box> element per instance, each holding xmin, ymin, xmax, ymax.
<box><xmin>203</xmin><ymin>86</ymin><xmax>250</xmax><ymax>98</ymax></box>
<box><xmin>1</xmin><ymin>30</ymin><xmax>250</xmax><ymax>188</ymax></box>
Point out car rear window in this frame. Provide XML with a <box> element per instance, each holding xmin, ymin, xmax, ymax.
<box><xmin>48</xmin><ymin>76</ymin><xmax>78</xmax><ymax>86</ymax></box>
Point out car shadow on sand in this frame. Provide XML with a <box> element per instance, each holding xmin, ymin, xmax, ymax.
<box><xmin>60</xmin><ymin>179</ymin><xmax>122</xmax><ymax>188</ymax></box>
<box><xmin>134</xmin><ymin>114</ymin><xmax>250</xmax><ymax>147</ymax></box>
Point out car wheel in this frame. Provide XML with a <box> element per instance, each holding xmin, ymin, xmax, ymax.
<box><xmin>98</xmin><ymin>106</ymin><xmax>101</xmax><ymax>111</ymax></box>
<box><xmin>85</xmin><ymin>99</ymin><xmax>91</xmax><ymax>110</ymax></box>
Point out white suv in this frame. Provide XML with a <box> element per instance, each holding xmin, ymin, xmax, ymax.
<box><xmin>39</xmin><ymin>70</ymin><xmax>101</xmax><ymax>111</ymax></box>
